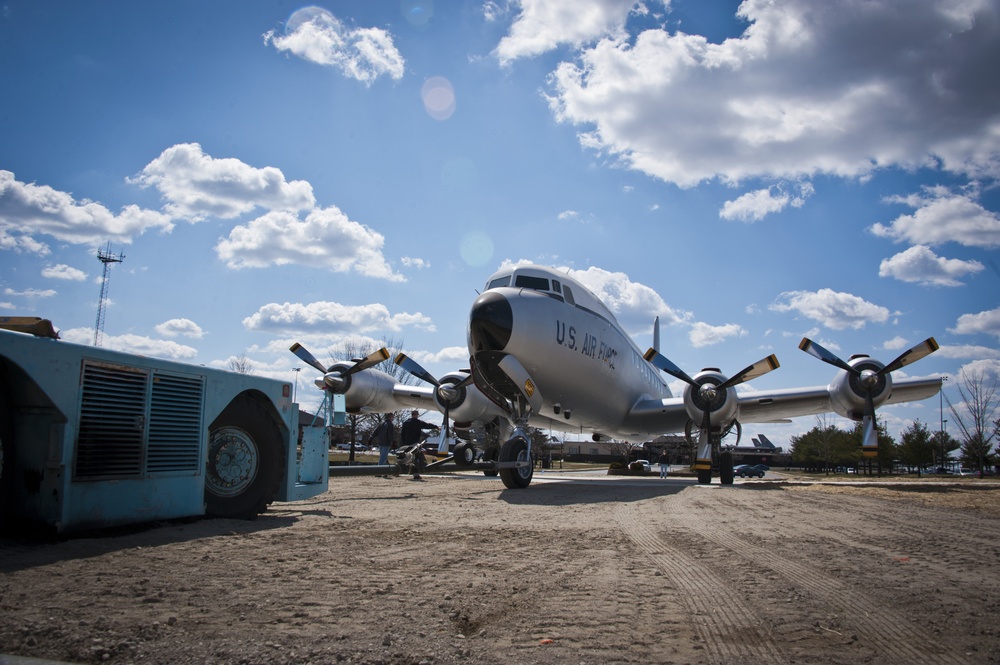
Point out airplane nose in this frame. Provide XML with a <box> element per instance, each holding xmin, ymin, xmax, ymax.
<box><xmin>469</xmin><ymin>290</ymin><xmax>512</xmax><ymax>352</ymax></box>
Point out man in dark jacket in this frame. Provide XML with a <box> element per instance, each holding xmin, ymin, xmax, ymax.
<box><xmin>400</xmin><ymin>411</ymin><xmax>437</xmax><ymax>480</ymax></box>
<box><xmin>370</xmin><ymin>412</ymin><xmax>395</xmax><ymax>465</ymax></box>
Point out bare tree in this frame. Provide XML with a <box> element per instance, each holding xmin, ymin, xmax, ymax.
<box><xmin>945</xmin><ymin>368</ymin><xmax>1000</xmax><ymax>475</ymax></box>
<box><xmin>228</xmin><ymin>352</ymin><xmax>253</xmax><ymax>375</ymax></box>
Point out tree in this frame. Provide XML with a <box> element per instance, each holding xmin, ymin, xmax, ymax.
<box><xmin>791</xmin><ymin>416</ymin><xmax>858</xmax><ymax>472</ymax></box>
<box><xmin>897</xmin><ymin>420</ymin><xmax>935</xmax><ymax>473</ymax></box>
<box><xmin>929</xmin><ymin>429</ymin><xmax>960</xmax><ymax>468</ymax></box>
<box><xmin>945</xmin><ymin>368</ymin><xmax>1000</xmax><ymax>474</ymax></box>
<box><xmin>228</xmin><ymin>352</ymin><xmax>253</xmax><ymax>374</ymax></box>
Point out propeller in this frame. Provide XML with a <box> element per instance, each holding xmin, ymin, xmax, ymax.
<box><xmin>644</xmin><ymin>349</ymin><xmax>780</xmax><ymax>472</ymax></box>
<box><xmin>799</xmin><ymin>336</ymin><xmax>939</xmax><ymax>454</ymax></box>
<box><xmin>289</xmin><ymin>343</ymin><xmax>390</xmax><ymax>392</ymax></box>
<box><xmin>393</xmin><ymin>352</ymin><xmax>474</xmax><ymax>440</ymax></box>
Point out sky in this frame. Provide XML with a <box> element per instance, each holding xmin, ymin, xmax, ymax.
<box><xmin>2</xmin><ymin>0</ymin><xmax>999</xmax><ymax>446</ymax></box>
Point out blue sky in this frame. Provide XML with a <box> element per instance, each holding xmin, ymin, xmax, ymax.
<box><xmin>2</xmin><ymin>0</ymin><xmax>998</xmax><ymax>444</ymax></box>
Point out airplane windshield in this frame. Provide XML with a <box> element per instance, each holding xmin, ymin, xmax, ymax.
<box><xmin>487</xmin><ymin>276</ymin><xmax>510</xmax><ymax>290</ymax></box>
<box><xmin>514</xmin><ymin>275</ymin><xmax>549</xmax><ymax>291</ymax></box>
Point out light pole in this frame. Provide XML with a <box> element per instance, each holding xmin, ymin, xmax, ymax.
<box><xmin>939</xmin><ymin>376</ymin><xmax>948</xmax><ymax>470</ymax></box>
<box><xmin>292</xmin><ymin>367</ymin><xmax>301</xmax><ymax>403</ymax></box>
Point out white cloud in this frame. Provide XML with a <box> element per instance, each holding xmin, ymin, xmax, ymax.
<box><xmin>401</xmin><ymin>257</ymin><xmax>430</xmax><ymax>269</ymax></box>
<box><xmin>41</xmin><ymin>264</ymin><xmax>88</xmax><ymax>281</ymax></box>
<box><xmin>935</xmin><ymin>344</ymin><xmax>1000</xmax><ymax>360</ymax></box>
<box><xmin>720</xmin><ymin>182</ymin><xmax>814</xmax><ymax>222</ymax></box>
<box><xmin>263</xmin><ymin>7</ymin><xmax>404</xmax><ymax>84</ymax></box>
<box><xmin>215</xmin><ymin>206</ymin><xmax>403</xmax><ymax>281</ymax></box>
<box><xmin>563</xmin><ymin>264</ymin><xmax>692</xmax><ymax>329</ymax></box>
<box><xmin>128</xmin><ymin>143</ymin><xmax>315</xmax><ymax>221</ymax></box>
<box><xmin>4</xmin><ymin>287</ymin><xmax>56</xmax><ymax>298</ymax></box>
<box><xmin>689</xmin><ymin>322</ymin><xmax>747</xmax><ymax>348</ymax></box>
<box><xmin>544</xmin><ymin>0</ymin><xmax>1000</xmax><ymax>186</ymax></box>
<box><xmin>243</xmin><ymin>301</ymin><xmax>435</xmax><ymax>335</ymax></box>
<box><xmin>410</xmin><ymin>345</ymin><xmax>471</xmax><ymax>365</ymax></box>
<box><xmin>0</xmin><ymin>170</ymin><xmax>172</xmax><ymax>248</ymax></box>
<box><xmin>60</xmin><ymin>327</ymin><xmax>198</xmax><ymax>359</ymax></box>
<box><xmin>495</xmin><ymin>0</ymin><xmax>641</xmax><ymax>64</ymax></box>
<box><xmin>950</xmin><ymin>306</ymin><xmax>1000</xmax><ymax>339</ymax></box>
<box><xmin>770</xmin><ymin>288</ymin><xmax>889</xmax><ymax>330</ymax></box>
<box><xmin>155</xmin><ymin>318</ymin><xmax>205</xmax><ymax>339</ymax></box>
<box><xmin>870</xmin><ymin>187</ymin><xmax>1000</xmax><ymax>248</ymax></box>
<box><xmin>878</xmin><ymin>245</ymin><xmax>984</xmax><ymax>286</ymax></box>
<box><xmin>883</xmin><ymin>336</ymin><xmax>909</xmax><ymax>351</ymax></box>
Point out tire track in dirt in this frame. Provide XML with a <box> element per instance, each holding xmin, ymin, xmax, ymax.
<box><xmin>615</xmin><ymin>500</ymin><xmax>789</xmax><ymax>664</ymax></box>
<box><xmin>668</xmin><ymin>489</ymin><xmax>967</xmax><ymax>665</ymax></box>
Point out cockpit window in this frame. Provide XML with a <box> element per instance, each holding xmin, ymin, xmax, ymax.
<box><xmin>552</xmin><ymin>280</ymin><xmax>562</xmax><ymax>293</ymax></box>
<box><xmin>514</xmin><ymin>275</ymin><xmax>549</xmax><ymax>291</ymax></box>
<box><xmin>563</xmin><ymin>285</ymin><xmax>576</xmax><ymax>306</ymax></box>
<box><xmin>487</xmin><ymin>275</ymin><xmax>511</xmax><ymax>290</ymax></box>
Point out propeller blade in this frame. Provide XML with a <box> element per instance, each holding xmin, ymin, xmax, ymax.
<box><xmin>643</xmin><ymin>348</ymin><xmax>696</xmax><ymax>386</ymax></box>
<box><xmin>879</xmin><ymin>337</ymin><xmax>939</xmax><ymax>376</ymax></box>
<box><xmin>289</xmin><ymin>342</ymin><xmax>329</xmax><ymax>374</ymax></box>
<box><xmin>347</xmin><ymin>347</ymin><xmax>391</xmax><ymax>376</ymax></box>
<box><xmin>798</xmin><ymin>338</ymin><xmax>856</xmax><ymax>374</ymax></box>
<box><xmin>393</xmin><ymin>352</ymin><xmax>441</xmax><ymax>387</ymax></box>
<box><xmin>719</xmin><ymin>354</ymin><xmax>780</xmax><ymax>390</ymax></box>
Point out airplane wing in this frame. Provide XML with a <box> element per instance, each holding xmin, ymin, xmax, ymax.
<box><xmin>625</xmin><ymin>376</ymin><xmax>941</xmax><ymax>437</ymax></box>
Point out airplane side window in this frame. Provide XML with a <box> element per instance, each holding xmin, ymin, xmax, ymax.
<box><xmin>563</xmin><ymin>285</ymin><xmax>576</xmax><ymax>306</ymax></box>
<box><xmin>487</xmin><ymin>276</ymin><xmax>511</xmax><ymax>290</ymax></box>
<box><xmin>514</xmin><ymin>275</ymin><xmax>549</xmax><ymax>291</ymax></box>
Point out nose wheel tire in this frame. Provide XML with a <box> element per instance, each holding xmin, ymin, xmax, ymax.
<box><xmin>498</xmin><ymin>436</ymin><xmax>533</xmax><ymax>489</ymax></box>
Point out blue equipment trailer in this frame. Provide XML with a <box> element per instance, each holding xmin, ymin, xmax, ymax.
<box><xmin>0</xmin><ymin>319</ymin><xmax>329</xmax><ymax>534</ymax></box>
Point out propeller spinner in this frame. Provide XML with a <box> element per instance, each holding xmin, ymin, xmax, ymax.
<box><xmin>799</xmin><ymin>336</ymin><xmax>939</xmax><ymax>455</ymax></box>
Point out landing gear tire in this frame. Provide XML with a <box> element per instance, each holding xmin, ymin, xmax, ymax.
<box><xmin>453</xmin><ymin>441</ymin><xmax>475</xmax><ymax>468</ymax></box>
<box><xmin>483</xmin><ymin>445</ymin><xmax>499</xmax><ymax>477</ymax></box>
<box><xmin>720</xmin><ymin>451</ymin><xmax>734</xmax><ymax>485</ymax></box>
<box><xmin>498</xmin><ymin>436</ymin><xmax>533</xmax><ymax>489</ymax></box>
<box><xmin>697</xmin><ymin>469</ymin><xmax>712</xmax><ymax>485</ymax></box>
<box><xmin>205</xmin><ymin>397</ymin><xmax>284</xmax><ymax>519</ymax></box>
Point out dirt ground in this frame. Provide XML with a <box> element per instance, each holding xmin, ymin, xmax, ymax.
<box><xmin>2</xmin><ymin>470</ymin><xmax>999</xmax><ymax>665</ymax></box>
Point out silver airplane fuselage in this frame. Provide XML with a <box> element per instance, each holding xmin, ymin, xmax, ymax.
<box><xmin>468</xmin><ymin>264</ymin><xmax>672</xmax><ymax>439</ymax></box>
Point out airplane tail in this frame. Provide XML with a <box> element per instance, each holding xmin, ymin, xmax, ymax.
<box><xmin>756</xmin><ymin>434</ymin><xmax>776</xmax><ymax>450</ymax></box>
<box><xmin>653</xmin><ymin>316</ymin><xmax>660</xmax><ymax>353</ymax></box>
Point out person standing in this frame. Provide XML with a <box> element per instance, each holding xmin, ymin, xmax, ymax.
<box><xmin>370</xmin><ymin>413</ymin><xmax>396</xmax><ymax>465</ymax></box>
<box><xmin>658</xmin><ymin>450</ymin><xmax>670</xmax><ymax>478</ymax></box>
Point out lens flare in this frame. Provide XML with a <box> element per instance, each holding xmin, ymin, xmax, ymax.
<box><xmin>460</xmin><ymin>231</ymin><xmax>494</xmax><ymax>267</ymax></box>
<box><xmin>421</xmin><ymin>76</ymin><xmax>455</xmax><ymax>121</ymax></box>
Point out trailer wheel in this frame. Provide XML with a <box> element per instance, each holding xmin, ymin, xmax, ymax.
<box><xmin>453</xmin><ymin>441</ymin><xmax>475</xmax><ymax>467</ymax></box>
<box><xmin>498</xmin><ymin>436</ymin><xmax>533</xmax><ymax>489</ymax></box>
<box><xmin>205</xmin><ymin>397</ymin><xmax>283</xmax><ymax>519</ymax></box>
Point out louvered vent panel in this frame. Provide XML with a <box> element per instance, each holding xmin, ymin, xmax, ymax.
<box><xmin>147</xmin><ymin>373</ymin><xmax>204</xmax><ymax>473</ymax></box>
<box><xmin>75</xmin><ymin>362</ymin><xmax>147</xmax><ymax>479</ymax></box>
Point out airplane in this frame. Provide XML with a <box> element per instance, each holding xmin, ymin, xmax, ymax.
<box><xmin>292</xmin><ymin>264</ymin><xmax>942</xmax><ymax>489</ymax></box>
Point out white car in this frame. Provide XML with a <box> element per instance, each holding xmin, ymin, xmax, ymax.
<box><xmin>633</xmin><ymin>459</ymin><xmax>652</xmax><ymax>473</ymax></box>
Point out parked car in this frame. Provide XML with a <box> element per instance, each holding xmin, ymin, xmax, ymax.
<box><xmin>737</xmin><ymin>464</ymin><xmax>768</xmax><ymax>478</ymax></box>
<box><xmin>631</xmin><ymin>459</ymin><xmax>652</xmax><ymax>473</ymax></box>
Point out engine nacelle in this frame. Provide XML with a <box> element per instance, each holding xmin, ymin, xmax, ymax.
<box><xmin>682</xmin><ymin>368</ymin><xmax>740</xmax><ymax>431</ymax></box>
<box><xmin>827</xmin><ymin>355</ymin><xmax>893</xmax><ymax>421</ymax></box>
<box><xmin>333</xmin><ymin>366</ymin><xmax>401</xmax><ymax>412</ymax></box>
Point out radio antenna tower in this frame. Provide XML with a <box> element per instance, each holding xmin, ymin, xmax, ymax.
<box><xmin>94</xmin><ymin>242</ymin><xmax>125</xmax><ymax>346</ymax></box>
